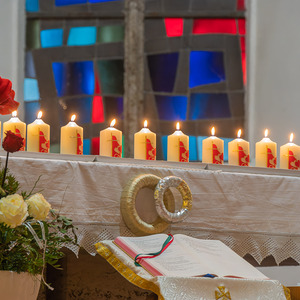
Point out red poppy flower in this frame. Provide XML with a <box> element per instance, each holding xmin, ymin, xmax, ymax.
<box><xmin>2</xmin><ymin>130</ymin><xmax>24</xmax><ymax>153</ymax></box>
<box><xmin>0</xmin><ymin>77</ymin><xmax>19</xmax><ymax>115</ymax></box>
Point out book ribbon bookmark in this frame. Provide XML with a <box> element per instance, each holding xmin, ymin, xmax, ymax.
<box><xmin>134</xmin><ymin>234</ymin><xmax>174</xmax><ymax>267</ymax></box>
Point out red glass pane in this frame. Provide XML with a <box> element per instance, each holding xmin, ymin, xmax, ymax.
<box><xmin>237</xmin><ymin>0</ymin><xmax>245</xmax><ymax>11</ymax></box>
<box><xmin>95</xmin><ymin>73</ymin><xmax>101</xmax><ymax>94</ymax></box>
<box><xmin>92</xmin><ymin>137</ymin><xmax>100</xmax><ymax>155</ymax></box>
<box><xmin>238</xmin><ymin>19</ymin><xmax>246</xmax><ymax>35</ymax></box>
<box><xmin>240</xmin><ymin>36</ymin><xmax>246</xmax><ymax>84</ymax></box>
<box><xmin>92</xmin><ymin>95</ymin><xmax>104</xmax><ymax>123</ymax></box>
<box><xmin>192</xmin><ymin>19</ymin><xmax>237</xmax><ymax>35</ymax></box>
<box><xmin>164</xmin><ymin>18</ymin><xmax>184</xmax><ymax>37</ymax></box>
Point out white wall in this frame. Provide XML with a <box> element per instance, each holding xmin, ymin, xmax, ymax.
<box><xmin>0</xmin><ymin>0</ymin><xmax>25</xmax><ymax>121</ymax></box>
<box><xmin>247</xmin><ymin>0</ymin><xmax>300</xmax><ymax>162</ymax></box>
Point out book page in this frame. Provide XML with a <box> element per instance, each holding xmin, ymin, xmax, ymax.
<box><xmin>174</xmin><ymin>234</ymin><xmax>268</xmax><ymax>279</ymax></box>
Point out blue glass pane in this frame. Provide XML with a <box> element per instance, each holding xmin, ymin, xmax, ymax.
<box><xmin>40</xmin><ymin>29</ymin><xmax>63</xmax><ymax>48</ymax></box>
<box><xmin>26</xmin><ymin>0</ymin><xmax>39</xmax><ymax>12</ymax></box>
<box><xmin>24</xmin><ymin>78</ymin><xmax>40</xmax><ymax>101</ymax></box>
<box><xmin>104</xmin><ymin>96</ymin><xmax>123</xmax><ymax>120</ymax></box>
<box><xmin>52</xmin><ymin>61</ymin><xmax>94</xmax><ymax>96</ymax></box>
<box><xmin>25</xmin><ymin>101</ymin><xmax>40</xmax><ymax>124</ymax></box>
<box><xmin>90</xmin><ymin>0</ymin><xmax>119</xmax><ymax>2</ymax></box>
<box><xmin>189</xmin><ymin>93</ymin><xmax>231</xmax><ymax>120</ymax></box>
<box><xmin>83</xmin><ymin>139</ymin><xmax>91</xmax><ymax>155</ymax></box>
<box><xmin>196</xmin><ymin>136</ymin><xmax>208</xmax><ymax>161</ymax></box>
<box><xmin>67</xmin><ymin>27</ymin><xmax>97</xmax><ymax>46</ymax></box>
<box><xmin>25</xmin><ymin>52</ymin><xmax>36</xmax><ymax>78</ymax></box>
<box><xmin>59</xmin><ymin>97</ymin><xmax>92</xmax><ymax>126</ymax></box>
<box><xmin>155</xmin><ymin>95</ymin><xmax>187</xmax><ymax>121</ymax></box>
<box><xmin>189</xmin><ymin>51</ymin><xmax>225</xmax><ymax>88</ymax></box>
<box><xmin>97</xmin><ymin>60</ymin><xmax>124</xmax><ymax>94</ymax></box>
<box><xmin>189</xmin><ymin>136</ymin><xmax>197</xmax><ymax>162</ymax></box>
<box><xmin>222</xmin><ymin>138</ymin><xmax>234</xmax><ymax>162</ymax></box>
<box><xmin>162</xmin><ymin>135</ymin><xmax>168</xmax><ymax>160</ymax></box>
<box><xmin>148</xmin><ymin>53</ymin><xmax>179</xmax><ymax>92</ymax></box>
<box><xmin>55</xmin><ymin>0</ymin><xmax>87</xmax><ymax>6</ymax></box>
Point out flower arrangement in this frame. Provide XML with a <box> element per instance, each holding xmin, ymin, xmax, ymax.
<box><xmin>0</xmin><ymin>77</ymin><xmax>77</xmax><ymax>290</ymax></box>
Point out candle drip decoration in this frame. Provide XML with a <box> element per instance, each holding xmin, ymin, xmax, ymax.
<box><xmin>280</xmin><ymin>133</ymin><xmax>300</xmax><ymax>170</ymax></box>
<box><xmin>228</xmin><ymin>129</ymin><xmax>250</xmax><ymax>166</ymax></box>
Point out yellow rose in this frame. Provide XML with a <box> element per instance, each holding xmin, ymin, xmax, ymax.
<box><xmin>0</xmin><ymin>194</ymin><xmax>28</xmax><ymax>228</ymax></box>
<box><xmin>26</xmin><ymin>193</ymin><xmax>51</xmax><ymax>221</ymax></box>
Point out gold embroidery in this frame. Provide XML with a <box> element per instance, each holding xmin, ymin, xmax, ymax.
<box><xmin>215</xmin><ymin>285</ymin><xmax>231</xmax><ymax>300</ymax></box>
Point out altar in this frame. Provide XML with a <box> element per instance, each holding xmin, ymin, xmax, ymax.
<box><xmin>4</xmin><ymin>150</ymin><xmax>300</xmax><ymax>267</ymax></box>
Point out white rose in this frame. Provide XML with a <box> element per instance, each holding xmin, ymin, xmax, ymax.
<box><xmin>26</xmin><ymin>193</ymin><xmax>51</xmax><ymax>221</ymax></box>
<box><xmin>0</xmin><ymin>194</ymin><xmax>28</xmax><ymax>228</ymax></box>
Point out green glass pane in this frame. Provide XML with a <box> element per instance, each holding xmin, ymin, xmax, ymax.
<box><xmin>50</xmin><ymin>143</ymin><xmax>60</xmax><ymax>153</ymax></box>
<box><xmin>97</xmin><ymin>25</ymin><xmax>124</xmax><ymax>43</ymax></box>
<box><xmin>96</xmin><ymin>59</ymin><xmax>124</xmax><ymax>94</ymax></box>
<box><xmin>26</xmin><ymin>20</ymin><xmax>41</xmax><ymax>49</ymax></box>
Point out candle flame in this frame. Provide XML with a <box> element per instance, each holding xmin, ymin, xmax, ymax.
<box><xmin>264</xmin><ymin>129</ymin><xmax>269</xmax><ymax>138</ymax></box>
<box><xmin>37</xmin><ymin>111</ymin><xmax>42</xmax><ymax>119</ymax></box>
<box><xmin>176</xmin><ymin>122</ymin><xmax>180</xmax><ymax>130</ymax></box>
<box><xmin>211</xmin><ymin>127</ymin><xmax>215</xmax><ymax>136</ymax></box>
<box><xmin>290</xmin><ymin>133</ymin><xmax>294</xmax><ymax>143</ymax></box>
<box><xmin>12</xmin><ymin>111</ymin><xmax>17</xmax><ymax>117</ymax></box>
<box><xmin>71</xmin><ymin>114</ymin><xmax>76</xmax><ymax>122</ymax></box>
<box><xmin>110</xmin><ymin>119</ymin><xmax>116</xmax><ymax>127</ymax></box>
<box><xmin>237</xmin><ymin>129</ymin><xmax>242</xmax><ymax>138</ymax></box>
<box><xmin>144</xmin><ymin>120</ymin><xmax>148</xmax><ymax>128</ymax></box>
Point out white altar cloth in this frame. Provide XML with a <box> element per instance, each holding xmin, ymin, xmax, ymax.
<box><xmin>3</xmin><ymin>151</ymin><xmax>300</xmax><ymax>264</ymax></box>
<box><xmin>95</xmin><ymin>240</ymin><xmax>289</xmax><ymax>300</ymax></box>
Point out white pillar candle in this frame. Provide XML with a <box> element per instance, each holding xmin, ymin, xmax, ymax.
<box><xmin>60</xmin><ymin>114</ymin><xmax>83</xmax><ymax>155</ymax></box>
<box><xmin>100</xmin><ymin>119</ymin><xmax>122</xmax><ymax>157</ymax></box>
<box><xmin>134</xmin><ymin>120</ymin><xmax>156</xmax><ymax>160</ymax></box>
<box><xmin>167</xmin><ymin>122</ymin><xmax>189</xmax><ymax>162</ymax></box>
<box><xmin>280</xmin><ymin>133</ymin><xmax>300</xmax><ymax>170</ymax></box>
<box><xmin>3</xmin><ymin>111</ymin><xmax>26</xmax><ymax>151</ymax></box>
<box><xmin>27</xmin><ymin>111</ymin><xmax>50</xmax><ymax>153</ymax></box>
<box><xmin>255</xmin><ymin>129</ymin><xmax>277</xmax><ymax>168</ymax></box>
<box><xmin>202</xmin><ymin>127</ymin><xmax>224</xmax><ymax>164</ymax></box>
<box><xmin>228</xmin><ymin>129</ymin><xmax>250</xmax><ymax>166</ymax></box>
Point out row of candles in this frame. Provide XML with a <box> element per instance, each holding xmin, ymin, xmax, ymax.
<box><xmin>1</xmin><ymin>111</ymin><xmax>299</xmax><ymax>170</ymax></box>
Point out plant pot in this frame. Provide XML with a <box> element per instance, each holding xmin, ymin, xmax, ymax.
<box><xmin>0</xmin><ymin>270</ymin><xmax>41</xmax><ymax>300</ymax></box>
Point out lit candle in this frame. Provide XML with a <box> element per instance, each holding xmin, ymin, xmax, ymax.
<box><xmin>167</xmin><ymin>122</ymin><xmax>189</xmax><ymax>162</ymax></box>
<box><xmin>228</xmin><ymin>129</ymin><xmax>250</xmax><ymax>166</ymax></box>
<box><xmin>27</xmin><ymin>111</ymin><xmax>50</xmax><ymax>153</ymax></box>
<box><xmin>255</xmin><ymin>129</ymin><xmax>277</xmax><ymax>168</ymax></box>
<box><xmin>3</xmin><ymin>111</ymin><xmax>26</xmax><ymax>151</ymax></box>
<box><xmin>60</xmin><ymin>115</ymin><xmax>83</xmax><ymax>155</ymax></box>
<box><xmin>280</xmin><ymin>133</ymin><xmax>300</xmax><ymax>170</ymax></box>
<box><xmin>134</xmin><ymin>120</ymin><xmax>156</xmax><ymax>160</ymax></box>
<box><xmin>202</xmin><ymin>127</ymin><xmax>224</xmax><ymax>164</ymax></box>
<box><xmin>100</xmin><ymin>119</ymin><xmax>122</xmax><ymax>157</ymax></box>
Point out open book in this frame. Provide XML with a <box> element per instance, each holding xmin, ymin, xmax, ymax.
<box><xmin>113</xmin><ymin>234</ymin><xmax>268</xmax><ymax>279</ymax></box>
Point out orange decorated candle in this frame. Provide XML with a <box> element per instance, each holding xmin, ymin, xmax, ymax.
<box><xmin>280</xmin><ymin>133</ymin><xmax>300</xmax><ymax>170</ymax></box>
<box><xmin>202</xmin><ymin>127</ymin><xmax>224</xmax><ymax>164</ymax></box>
<box><xmin>99</xmin><ymin>119</ymin><xmax>122</xmax><ymax>157</ymax></box>
<box><xmin>255</xmin><ymin>129</ymin><xmax>277</xmax><ymax>168</ymax></box>
<box><xmin>60</xmin><ymin>114</ymin><xmax>83</xmax><ymax>155</ymax></box>
<box><xmin>3</xmin><ymin>111</ymin><xmax>26</xmax><ymax>151</ymax></box>
<box><xmin>167</xmin><ymin>122</ymin><xmax>189</xmax><ymax>162</ymax></box>
<box><xmin>27</xmin><ymin>111</ymin><xmax>50</xmax><ymax>153</ymax></box>
<box><xmin>134</xmin><ymin>120</ymin><xmax>156</xmax><ymax>160</ymax></box>
<box><xmin>228</xmin><ymin>129</ymin><xmax>250</xmax><ymax>166</ymax></box>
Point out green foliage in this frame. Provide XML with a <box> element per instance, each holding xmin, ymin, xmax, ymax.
<box><xmin>0</xmin><ymin>168</ymin><xmax>19</xmax><ymax>196</ymax></box>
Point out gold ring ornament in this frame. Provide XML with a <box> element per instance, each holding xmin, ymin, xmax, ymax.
<box><xmin>154</xmin><ymin>176</ymin><xmax>192</xmax><ymax>223</ymax></box>
<box><xmin>120</xmin><ymin>174</ymin><xmax>175</xmax><ymax>236</ymax></box>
